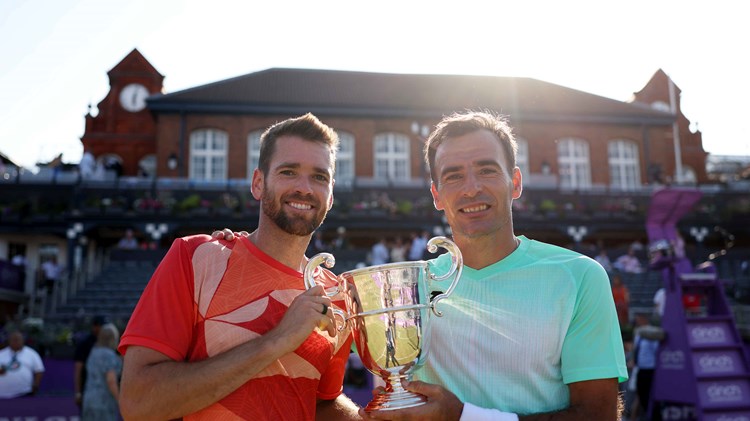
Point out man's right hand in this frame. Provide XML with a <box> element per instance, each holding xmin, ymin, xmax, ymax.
<box><xmin>211</xmin><ymin>228</ymin><xmax>248</xmax><ymax>241</ymax></box>
<box><xmin>267</xmin><ymin>285</ymin><xmax>338</xmax><ymax>353</ymax></box>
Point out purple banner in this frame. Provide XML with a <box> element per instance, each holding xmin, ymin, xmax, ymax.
<box><xmin>703</xmin><ymin>413</ymin><xmax>750</xmax><ymax>421</ymax></box>
<box><xmin>0</xmin><ymin>396</ymin><xmax>80</xmax><ymax>419</ymax></box>
<box><xmin>687</xmin><ymin>321</ymin><xmax>735</xmax><ymax>347</ymax></box>
<box><xmin>692</xmin><ymin>349</ymin><xmax>746</xmax><ymax>376</ymax></box>
<box><xmin>698</xmin><ymin>379</ymin><xmax>750</xmax><ymax>408</ymax></box>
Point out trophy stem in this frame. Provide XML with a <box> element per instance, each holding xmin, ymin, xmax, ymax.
<box><xmin>364</xmin><ymin>374</ymin><xmax>427</xmax><ymax>412</ymax></box>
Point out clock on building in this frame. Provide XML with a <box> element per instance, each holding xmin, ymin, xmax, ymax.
<box><xmin>119</xmin><ymin>83</ymin><xmax>150</xmax><ymax>112</ymax></box>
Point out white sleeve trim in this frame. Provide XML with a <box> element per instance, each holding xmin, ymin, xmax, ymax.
<box><xmin>460</xmin><ymin>402</ymin><xmax>519</xmax><ymax>421</ymax></box>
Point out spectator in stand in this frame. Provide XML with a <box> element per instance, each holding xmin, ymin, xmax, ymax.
<box><xmin>408</xmin><ymin>230</ymin><xmax>429</xmax><ymax>261</ymax></box>
<box><xmin>11</xmin><ymin>253</ymin><xmax>26</xmax><ymax>285</ymax></box>
<box><xmin>595</xmin><ymin>249</ymin><xmax>613</xmax><ymax>273</ymax></box>
<box><xmin>390</xmin><ymin>237</ymin><xmax>407</xmax><ymax>262</ymax></box>
<box><xmin>79</xmin><ymin>149</ymin><xmax>96</xmax><ymax>180</ymax></box>
<box><xmin>629</xmin><ymin>239</ymin><xmax>645</xmax><ymax>253</ymax></box>
<box><xmin>629</xmin><ymin>313</ymin><xmax>664</xmax><ymax>421</ymax></box>
<box><xmin>611</xmin><ymin>274</ymin><xmax>631</xmax><ymax>327</ymax></box>
<box><xmin>614</xmin><ymin>248</ymin><xmax>643</xmax><ymax>274</ymax></box>
<box><xmin>307</xmin><ymin>231</ymin><xmax>327</xmax><ymax>255</ymax></box>
<box><xmin>40</xmin><ymin>256</ymin><xmax>62</xmax><ymax>295</ymax></box>
<box><xmin>10</xmin><ymin>253</ymin><xmax>26</xmax><ymax>267</ymax></box>
<box><xmin>370</xmin><ymin>237</ymin><xmax>389</xmax><ymax>265</ymax></box>
<box><xmin>332</xmin><ymin>226</ymin><xmax>348</xmax><ymax>250</ymax></box>
<box><xmin>116</xmin><ymin>229</ymin><xmax>139</xmax><ymax>250</ymax></box>
<box><xmin>682</xmin><ymin>292</ymin><xmax>703</xmax><ymax>316</ymax></box>
<box><xmin>653</xmin><ymin>287</ymin><xmax>666</xmax><ymax>321</ymax></box>
<box><xmin>83</xmin><ymin>323</ymin><xmax>122</xmax><ymax>421</ymax></box>
<box><xmin>74</xmin><ymin>315</ymin><xmax>109</xmax><ymax>409</ymax></box>
<box><xmin>0</xmin><ymin>330</ymin><xmax>44</xmax><ymax>398</ymax></box>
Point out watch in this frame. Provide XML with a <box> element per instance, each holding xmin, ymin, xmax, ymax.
<box><xmin>119</xmin><ymin>83</ymin><xmax>149</xmax><ymax>112</ymax></box>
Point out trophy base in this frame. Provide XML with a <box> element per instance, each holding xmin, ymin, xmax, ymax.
<box><xmin>364</xmin><ymin>389</ymin><xmax>427</xmax><ymax>412</ymax></box>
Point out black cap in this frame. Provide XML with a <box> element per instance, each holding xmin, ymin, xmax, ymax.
<box><xmin>92</xmin><ymin>315</ymin><xmax>110</xmax><ymax>326</ymax></box>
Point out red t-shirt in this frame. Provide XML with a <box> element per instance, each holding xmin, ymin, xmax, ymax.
<box><xmin>119</xmin><ymin>235</ymin><xmax>352</xmax><ymax>420</ymax></box>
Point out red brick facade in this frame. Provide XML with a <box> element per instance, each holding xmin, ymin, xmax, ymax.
<box><xmin>81</xmin><ymin>49</ymin><xmax>163</xmax><ymax>176</ymax></box>
<box><xmin>85</xmin><ymin>53</ymin><xmax>708</xmax><ymax>188</ymax></box>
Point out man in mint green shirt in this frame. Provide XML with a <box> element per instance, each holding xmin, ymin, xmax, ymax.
<box><xmin>363</xmin><ymin>111</ymin><xmax>627</xmax><ymax>421</ymax></box>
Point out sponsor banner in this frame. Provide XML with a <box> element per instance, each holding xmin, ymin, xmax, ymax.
<box><xmin>693</xmin><ymin>350</ymin><xmax>745</xmax><ymax>376</ymax></box>
<box><xmin>703</xmin><ymin>412</ymin><xmax>750</xmax><ymax>421</ymax></box>
<box><xmin>687</xmin><ymin>322</ymin><xmax>734</xmax><ymax>346</ymax></box>
<box><xmin>698</xmin><ymin>379</ymin><xmax>750</xmax><ymax>407</ymax></box>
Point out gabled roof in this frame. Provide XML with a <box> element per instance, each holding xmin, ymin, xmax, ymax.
<box><xmin>148</xmin><ymin>68</ymin><xmax>674</xmax><ymax>125</ymax></box>
<box><xmin>0</xmin><ymin>151</ymin><xmax>20</xmax><ymax>167</ymax></box>
<box><xmin>108</xmin><ymin>48</ymin><xmax>164</xmax><ymax>80</ymax></box>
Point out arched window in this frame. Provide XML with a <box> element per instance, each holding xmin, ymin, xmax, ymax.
<box><xmin>335</xmin><ymin>131</ymin><xmax>355</xmax><ymax>186</ymax></box>
<box><xmin>681</xmin><ymin>166</ymin><xmax>697</xmax><ymax>184</ymax></box>
<box><xmin>373</xmin><ymin>133</ymin><xmax>410</xmax><ymax>181</ymax></box>
<box><xmin>515</xmin><ymin>137</ymin><xmax>529</xmax><ymax>182</ymax></box>
<box><xmin>651</xmin><ymin>101</ymin><xmax>671</xmax><ymax>112</ymax></box>
<box><xmin>247</xmin><ymin>130</ymin><xmax>263</xmax><ymax>179</ymax></box>
<box><xmin>138</xmin><ymin>154</ymin><xmax>156</xmax><ymax>178</ymax></box>
<box><xmin>98</xmin><ymin>153</ymin><xmax>124</xmax><ymax>179</ymax></box>
<box><xmin>608</xmin><ymin>139</ymin><xmax>641</xmax><ymax>190</ymax></box>
<box><xmin>557</xmin><ymin>138</ymin><xmax>591</xmax><ymax>189</ymax></box>
<box><xmin>190</xmin><ymin>129</ymin><xmax>228</xmax><ymax>180</ymax></box>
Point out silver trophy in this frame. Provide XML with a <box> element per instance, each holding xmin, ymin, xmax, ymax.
<box><xmin>304</xmin><ymin>236</ymin><xmax>462</xmax><ymax>412</ymax></box>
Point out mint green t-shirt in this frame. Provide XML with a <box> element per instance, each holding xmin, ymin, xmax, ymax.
<box><xmin>416</xmin><ymin>236</ymin><xmax>628</xmax><ymax>415</ymax></box>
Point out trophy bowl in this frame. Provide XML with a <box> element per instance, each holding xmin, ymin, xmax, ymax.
<box><xmin>304</xmin><ymin>236</ymin><xmax>462</xmax><ymax>412</ymax></box>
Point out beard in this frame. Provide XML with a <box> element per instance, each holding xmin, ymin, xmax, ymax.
<box><xmin>261</xmin><ymin>185</ymin><xmax>328</xmax><ymax>236</ymax></box>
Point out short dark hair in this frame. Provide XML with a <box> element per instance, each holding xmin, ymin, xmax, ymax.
<box><xmin>424</xmin><ymin>110</ymin><xmax>517</xmax><ymax>185</ymax></box>
<box><xmin>257</xmin><ymin>113</ymin><xmax>339</xmax><ymax>175</ymax></box>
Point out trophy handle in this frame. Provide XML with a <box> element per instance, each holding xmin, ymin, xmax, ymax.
<box><xmin>304</xmin><ymin>253</ymin><xmax>347</xmax><ymax>331</ymax></box>
<box><xmin>426</xmin><ymin>236</ymin><xmax>463</xmax><ymax>317</ymax></box>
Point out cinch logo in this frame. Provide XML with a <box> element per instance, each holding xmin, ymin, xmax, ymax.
<box><xmin>716</xmin><ymin>416</ymin><xmax>750</xmax><ymax>421</ymax></box>
<box><xmin>660</xmin><ymin>350</ymin><xmax>685</xmax><ymax>368</ymax></box>
<box><xmin>699</xmin><ymin>354</ymin><xmax>734</xmax><ymax>372</ymax></box>
<box><xmin>691</xmin><ymin>326</ymin><xmax>726</xmax><ymax>343</ymax></box>
<box><xmin>706</xmin><ymin>383</ymin><xmax>743</xmax><ymax>402</ymax></box>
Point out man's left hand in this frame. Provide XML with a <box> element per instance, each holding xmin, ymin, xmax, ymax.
<box><xmin>211</xmin><ymin>228</ymin><xmax>249</xmax><ymax>241</ymax></box>
<box><xmin>359</xmin><ymin>381</ymin><xmax>464</xmax><ymax>421</ymax></box>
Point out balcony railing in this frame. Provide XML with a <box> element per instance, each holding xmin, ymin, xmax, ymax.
<box><xmin>1</xmin><ymin>170</ymin><xmax>748</xmax><ymax>241</ymax></box>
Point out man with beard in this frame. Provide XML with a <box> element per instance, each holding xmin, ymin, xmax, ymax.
<box><xmin>118</xmin><ymin>114</ymin><xmax>360</xmax><ymax>420</ymax></box>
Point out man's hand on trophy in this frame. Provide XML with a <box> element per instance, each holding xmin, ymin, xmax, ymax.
<box><xmin>265</xmin><ymin>285</ymin><xmax>337</xmax><ymax>353</ymax></box>
<box><xmin>359</xmin><ymin>381</ymin><xmax>464</xmax><ymax>421</ymax></box>
<box><xmin>211</xmin><ymin>228</ymin><xmax>248</xmax><ymax>241</ymax></box>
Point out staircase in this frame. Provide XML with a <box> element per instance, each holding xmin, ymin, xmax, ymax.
<box><xmin>49</xmin><ymin>254</ymin><xmax>158</xmax><ymax>325</ymax></box>
<box><xmin>650</xmin><ymin>268</ymin><xmax>750</xmax><ymax>420</ymax></box>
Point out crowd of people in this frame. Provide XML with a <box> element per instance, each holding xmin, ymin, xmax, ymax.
<box><xmin>365</xmin><ymin>231</ymin><xmax>433</xmax><ymax>265</ymax></box>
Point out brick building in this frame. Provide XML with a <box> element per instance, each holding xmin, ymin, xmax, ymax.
<box><xmin>83</xmin><ymin>49</ymin><xmax>707</xmax><ymax>190</ymax></box>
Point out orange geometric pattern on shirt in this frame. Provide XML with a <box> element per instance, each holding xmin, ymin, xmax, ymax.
<box><xmin>184</xmin><ymin>240</ymin><xmax>346</xmax><ymax>421</ymax></box>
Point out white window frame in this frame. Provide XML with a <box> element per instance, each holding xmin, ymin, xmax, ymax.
<box><xmin>608</xmin><ymin>139</ymin><xmax>641</xmax><ymax>190</ymax></box>
<box><xmin>189</xmin><ymin>129</ymin><xmax>228</xmax><ymax>181</ymax></box>
<box><xmin>557</xmin><ymin>138</ymin><xmax>591</xmax><ymax>189</ymax></box>
<box><xmin>373</xmin><ymin>132</ymin><xmax>411</xmax><ymax>181</ymax></box>
<box><xmin>681</xmin><ymin>166</ymin><xmax>697</xmax><ymax>184</ymax></box>
<box><xmin>515</xmin><ymin>137</ymin><xmax>529</xmax><ymax>182</ymax></box>
<box><xmin>247</xmin><ymin>130</ymin><xmax>263</xmax><ymax>179</ymax></box>
<box><xmin>335</xmin><ymin>131</ymin><xmax>355</xmax><ymax>186</ymax></box>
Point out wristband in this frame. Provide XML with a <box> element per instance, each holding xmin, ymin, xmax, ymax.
<box><xmin>460</xmin><ymin>402</ymin><xmax>519</xmax><ymax>421</ymax></box>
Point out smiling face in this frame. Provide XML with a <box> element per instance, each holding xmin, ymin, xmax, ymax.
<box><xmin>431</xmin><ymin>129</ymin><xmax>522</xmax><ymax>241</ymax></box>
<box><xmin>253</xmin><ymin>135</ymin><xmax>334</xmax><ymax>237</ymax></box>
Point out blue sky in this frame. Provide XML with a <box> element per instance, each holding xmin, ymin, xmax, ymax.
<box><xmin>1</xmin><ymin>0</ymin><xmax>748</xmax><ymax>169</ymax></box>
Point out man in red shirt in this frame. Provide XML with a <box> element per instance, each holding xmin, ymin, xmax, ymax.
<box><xmin>118</xmin><ymin>114</ymin><xmax>359</xmax><ymax>420</ymax></box>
